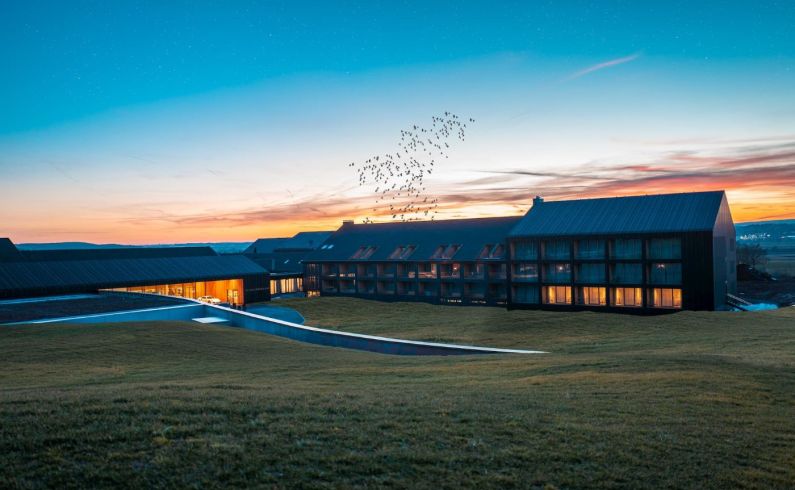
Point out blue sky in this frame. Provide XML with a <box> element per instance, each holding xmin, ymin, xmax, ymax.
<box><xmin>1</xmin><ymin>1</ymin><xmax>794</xmax><ymax>242</ymax></box>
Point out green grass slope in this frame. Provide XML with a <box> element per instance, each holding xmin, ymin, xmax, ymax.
<box><xmin>1</xmin><ymin>299</ymin><xmax>794</xmax><ymax>488</ymax></box>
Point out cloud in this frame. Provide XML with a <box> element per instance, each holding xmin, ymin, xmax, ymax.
<box><xmin>565</xmin><ymin>54</ymin><xmax>640</xmax><ymax>80</ymax></box>
<box><xmin>117</xmin><ymin>138</ymin><xmax>795</xmax><ymax>233</ymax></box>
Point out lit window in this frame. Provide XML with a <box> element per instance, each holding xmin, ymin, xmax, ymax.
<box><xmin>578</xmin><ymin>286</ymin><xmax>606</xmax><ymax>306</ymax></box>
<box><xmin>612</xmin><ymin>287</ymin><xmax>643</xmax><ymax>307</ymax></box>
<box><xmin>544</xmin><ymin>286</ymin><xmax>572</xmax><ymax>304</ymax></box>
<box><xmin>650</xmin><ymin>288</ymin><xmax>682</xmax><ymax>308</ymax></box>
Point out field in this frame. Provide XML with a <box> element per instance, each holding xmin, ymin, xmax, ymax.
<box><xmin>2</xmin><ymin>298</ymin><xmax>794</xmax><ymax>489</ymax></box>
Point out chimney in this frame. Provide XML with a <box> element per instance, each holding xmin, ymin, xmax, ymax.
<box><xmin>532</xmin><ymin>196</ymin><xmax>544</xmax><ymax>207</ymax></box>
<box><xmin>342</xmin><ymin>219</ymin><xmax>354</xmax><ymax>226</ymax></box>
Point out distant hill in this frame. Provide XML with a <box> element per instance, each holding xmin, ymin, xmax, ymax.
<box><xmin>17</xmin><ymin>241</ymin><xmax>253</xmax><ymax>254</ymax></box>
<box><xmin>736</xmin><ymin>219</ymin><xmax>795</xmax><ymax>242</ymax></box>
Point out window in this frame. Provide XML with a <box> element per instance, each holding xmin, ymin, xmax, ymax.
<box><xmin>544</xmin><ymin>263</ymin><xmax>571</xmax><ymax>283</ymax></box>
<box><xmin>479</xmin><ymin>244</ymin><xmax>493</xmax><ymax>259</ymax></box>
<box><xmin>544</xmin><ymin>286</ymin><xmax>572</xmax><ymax>304</ymax></box>
<box><xmin>440</xmin><ymin>263</ymin><xmax>460</xmax><ymax>278</ymax></box>
<box><xmin>578</xmin><ymin>287</ymin><xmax>606</xmax><ymax>306</ymax></box>
<box><xmin>650</xmin><ymin>288</ymin><xmax>682</xmax><ymax>308</ymax></box>
<box><xmin>512</xmin><ymin>263</ymin><xmax>538</xmax><ymax>281</ymax></box>
<box><xmin>613</xmin><ymin>287</ymin><xmax>642</xmax><ymax>307</ymax></box>
<box><xmin>576</xmin><ymin>263</ymin><xmax>606</xmax><ymax>283</ymax></box>
<box><xmin>648</xmin><ymin>238</ymin><xmax>681</xmax><ymax>259</ymax></box>
<box><xmin>576</xmin><ymin>239</ymin><xmax>606</xmax><ymax>259</ymax></box>
<box><xmin>543</xmin><ymin>240</ymin><xmax>571</xmax><ymax>260</ymax></box>
<box><xmin>610</xmin><ymin>263</ymin><xmax>642</xmax><ymax>284</ymax></box>
<box><xmin>388</xmin><ymin>245</ymin><xmax>416</xmax><ymax>259</ymax></box>
<box><xmin>488</xmin><ymin>244</ymin><xmax>505</xmax><ymax>259</ymax></box>
<box><xmin>443</xmin><ymin>244</ymin><xmax>461</xmax><ymax>259</ymax></box>
<box><xmin>649</xmin><ymin>263</ymin><xmax>682</xmax><ymax>285</ymax></box>
<box><xmin>512</xmin><ymin>285</ymin><xmax>539</xmax><ymax>304</ymax></box>
<box><xmin>513</xmin><ymin>241</ymin><xmax>538</xmax><ymax>260</ymax></box>
<box><xmin>430</xmin><ymin>244</ymin><xmax>461</xmax><ymax>259</ymax></box>
<box><xmin>611</xmin><ymin>239</ymin><xmax>642</xmax><ymax>259</ymax></box>
<box><xmin>418</xmin><ymin>263</ymin><xmax>438</xmax><ymax>278</ymax></box>
<box><xmin>351</xmin><ymin>245</ymin><xmax>377</xmax><ymax>259</ymax></box>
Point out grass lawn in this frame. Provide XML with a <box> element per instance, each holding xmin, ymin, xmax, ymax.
<box><xmin>2</xmin><ymin>298</ymin><xmax>794</xmax><ymax>488</ymax></box>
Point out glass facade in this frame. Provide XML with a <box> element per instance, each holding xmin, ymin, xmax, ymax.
<box><xmin>512</xmin><ymin>263</ymin><xmax>538</xmax><ymax>281</ymax></box>
<box><xmin>576</xmin><ymin>239</ymin><xmax>606</xmax><ymax>259</ymax></box>
<box><xmin>648</xmin><ymin>238</ymin><xmax>682</xmax><ymax>259</ymax></box>
<box><xmin>512</xmin><ymin>285</ymin><xmax>538</xmax><ymax>304</ymax></box>
<box><xmin>544</xmin><ymin>263</ymin><xmax>571</xmax><ymax>283</ymax></box>
<box><xmin>269</xmin><ymin>277</ymin><xmax>302</xmax><ymax>296</ymax></box>
<box><xmin>611</xmin><ymin>263</ymin><xmax>642</xmax><ymax>284</ymax></box>
<box><xmin>576</xmin><ymin>263</ymin><xmax>606</xmax><ymax>283</ymax></box>
<box><xmin>513</xmin><ymin>241</ymin><xmax>538</xmax><ymax>260</ymax></box>
<box><xmin>649</xmin><ymin>263</ymin><xmax>682</xmax><ymax>284</ymax></box>
<box><xmin>507</xmin><ymin>234</ymin><xmax>690</xmax><ymax>310</ymax></box>
<box><xmin>111</xmin><ymin>278</ymin><xmax>245</xmax><ymax>305</ymax></box>
<box><xmin>611</xmin><ymin>239</ymin><xmax>642</xmax><ymax>259</ymax></box>
<box><xmin>544</xmin><ymin>240</ymin><xmax>571</xmax><ymax>260</ymax></box>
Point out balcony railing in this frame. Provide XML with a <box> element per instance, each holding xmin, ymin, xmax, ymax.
<box><xmin>418</xmin><ymin>271</ymin><xmax>437</xmax><ymax>279</ymax></box>
<box><xmin>462</xmin><ymin>273</ymin><xmax>485</xmax><ymax>280</ymax></box>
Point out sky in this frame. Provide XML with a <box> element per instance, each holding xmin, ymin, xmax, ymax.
<box><xmin>1</xmin><ymin>1</ymin><xmax>794</xmax><ymax>244</ymax></box>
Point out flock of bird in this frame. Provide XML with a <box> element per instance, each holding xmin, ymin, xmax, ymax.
<box><xmin>348</xmin><ymin>112</ymin><xmax>474</xmax><ymax>223</ymax></box>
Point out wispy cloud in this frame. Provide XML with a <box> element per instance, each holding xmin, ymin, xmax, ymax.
<box><xmin>120</xmin><ymin>139</ymin><xmax>795</xmax><ymax>230</ymax></box>
<box><xmin>565</xmin><ymin>53</ymin><xmax>640</xmax><ymax>80</ymax></box>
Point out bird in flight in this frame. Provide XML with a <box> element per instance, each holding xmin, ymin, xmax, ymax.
<box><xmin>349</xmin><ymin>112</ymin><xmax>474</xmax><ymax>223</ymax></box>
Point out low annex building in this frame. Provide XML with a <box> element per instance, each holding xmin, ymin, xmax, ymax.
<box><xmin>0</xmin><ymin>239</ymin><xmax>269</xmax><ymax>304</ymax></box>
<box><xmin>244</xmin><ymin>231</ymin><xmax>332</xmax><ymax>297</ymax></box>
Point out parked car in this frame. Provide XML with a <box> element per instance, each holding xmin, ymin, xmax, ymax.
<box><xmin>197</xmin><ymin>295</ymin><xmax>222</xmax><ymax>305</ymax></box>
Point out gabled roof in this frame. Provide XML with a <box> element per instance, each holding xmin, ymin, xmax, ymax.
<box><xmin>303</xmin><ymin>217</ymin><xmax>522</xmax><ymax>262</ymax></box>
<box><xmin>281</xmin><ymin>231</ymin><xmax>333</xmax><ymax>250</ymax></box>
<box><xmin>246</xmin><ymin>250</ymin><xmax>309</xmax><ymax>274</ymax></box>
<box><xmin>243</xmin><ymin>238</ymin><xmax>289</xmax><ymax>254</ymax></box>
<box><xmin>0</xmin><ymin>255</ymin><xmax>267</xmax><ymax>296</ymax></box>
<box><xmin>244</xmin><ymin>231</ymin><xmax>332</xmax><ymax>254</ymax></box>
<box><xmin>0</xmin><ymin>238</ymin><xmax>23</xmax><ymax>262</ymax></box>
<box><xmin>20</xmin><ymin>246</ymin><xmax>217</xmax><ymax>262</ymax></box>
<box><xmin>509</xmin><ymin>191</ymin><xmax>726</xmax><ymax>238</ymax></box>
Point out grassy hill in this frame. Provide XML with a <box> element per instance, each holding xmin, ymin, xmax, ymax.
<box><xmin>1</xmin><ymin>298</ymin><xmax>794</xmax><ymax>488</ymax></box>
